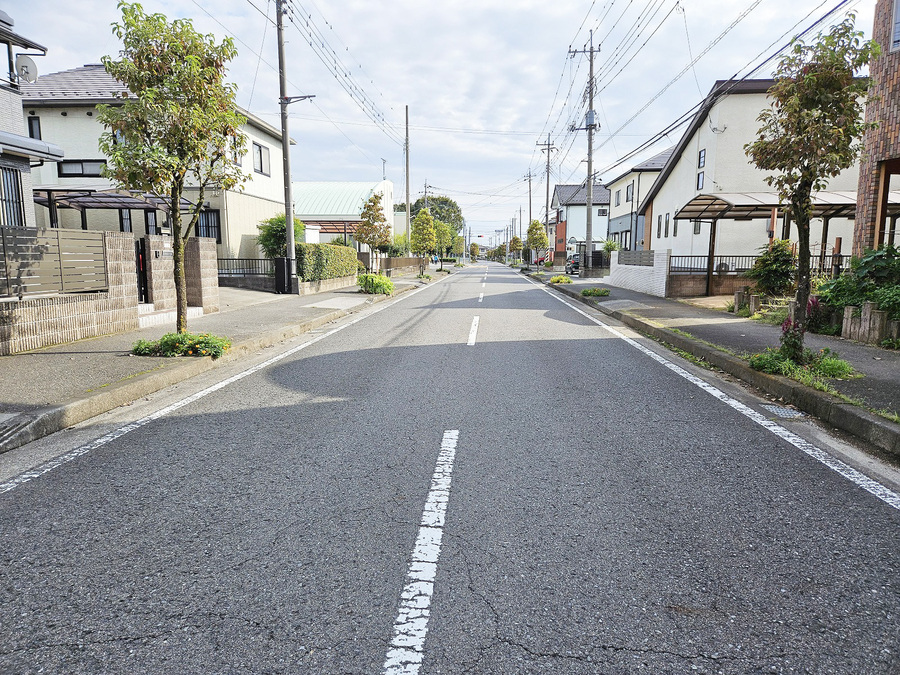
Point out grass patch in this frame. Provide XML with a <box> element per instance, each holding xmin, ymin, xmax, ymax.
<box><xmin>133</xmin><ymin>332</ymin><xmax>232</xmax><ymax>360</ymax></box>
<box><xmin>749</xmin><ymin>347</ymin><xmax>857</xmax><ymax>389</ymax></box>
<box><xmin>581</xmin><ymin>287</ymin><xmax>610</xmax><ymax>297</ymax></box>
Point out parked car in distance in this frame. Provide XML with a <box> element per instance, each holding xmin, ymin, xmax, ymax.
<box><xmin>565</xmin><ymin>254</ymin><xmax>580</xmax><ymax>275</ymax></box>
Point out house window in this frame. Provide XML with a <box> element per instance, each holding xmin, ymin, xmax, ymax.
<box><xmin>597</xmin><ymin>208</ymin><xmax>607</xmax><ymax>216</ymax></box>
<box><xmin>893</xmin><ymin>0</ymin><xmax>900</xmax><ymax>50</ymax></box>
<box><xmin>252</xmin><ymin>142</ymin><xmax>270</xmax><ymax>176</ymax></box>
<box><xmin>0</xmin><ymin>167</ymin><xmax>25</xmax><ymax>228</ymax></box>
<box><xmin>615</xmin><ymin>190</ymin><xmax>621</xmax><ymax>207</ymax></box>
<box><xmin>119</xmin><ymin>209</ymin><xmax>132</xmax><ymax>233</ymax></box>
<box><xmin>57</xmin><ymin>160</ymin><xmax>106</xmax><ymax>178</ymax></box>
<box><xmin>27</xmin><ymin>117</ymin><xmax>41</xmax><ymax>140</ymax></box>
<box><xmin>625</xmin><ymin>183</ymin><xmax>633</xmax><ymax>202</ymax></box>
<box><xmin>665</xmin><ymin>213</ymin><xmax>670</xmax><ymax>238</ymax></box>
<box><xmin>698</xmin><ymin>149</ymin><xmax>706</xmax><ymax>168</ymax></box>
<box><xmin>657</xmin><ymin>214</ymin><xmax>662</xmax><ymax>239</ymax></box>
<box><xmin>693</xmin><ymin>220</ymin><xmax>701</xmax><ymax>235</ymax></box>
<box><xmin>673</xmin><ymin>218</ymin><xmax>678</xmax><ymax>237</ymax></box>
<box><xmin>197</xmin><ymin>210</ymin><xmax>222</xmax><ymax>243</ymax></box>
<box><xmin>697</xmin><ymin>171</ymin><xmax>705</xmax><ymax>190</ymax></box>
<box><xmin>145</xmin><ymin>211</ymin><xmax>159</xmax><ymax>235</ymax></box>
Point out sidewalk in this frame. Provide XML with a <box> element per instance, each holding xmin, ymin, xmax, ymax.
<box><xmin>0</xmin><ymin>274</ymin><xmax>424</xmax><ymax>453</ymax></box>
<box><xmin>536</xmin><ymin>272</ymin><xmax>900</xmax><ymax>458</ymax></box>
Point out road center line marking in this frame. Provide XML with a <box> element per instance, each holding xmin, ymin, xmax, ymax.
<box><xmin>530</xmin><ymin>280</ymin><xmax>900</xmax><ymax>512</ymax></box>
<box><xmin>478</xmin><ymin>293</ymin><xmax>483</xmax><ymax>303</ymax></box>
<box><xmin>0</xmin><ymin>277</ymin><xmax>451</xmax><ymax>496</ymax></box>
<box><xmin>467</xmin><ymin>316</ymin><xmax>480</xmax><ymax>345</ymax></box>
<box><xmin>383</xmin><ymin>430</ymin><xmax>459</xmax><ymax>675</ymax></box>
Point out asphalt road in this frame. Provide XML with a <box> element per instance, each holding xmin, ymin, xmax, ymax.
<box><xmin>1</xmin><ymin>263</ymin><xmax>899</xmax><ymax>674</ymax></box>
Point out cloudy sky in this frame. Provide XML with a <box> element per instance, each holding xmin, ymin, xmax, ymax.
<box><xmin>13</xmin><ymin>0</ymin><xmax>875</xmax><ymax>239</ymax></box>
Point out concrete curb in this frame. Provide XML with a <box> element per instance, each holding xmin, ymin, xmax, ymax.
<box><xmin>0</xmin><ymin>284</ymin><xmax>417</xmax><ymax>455</ymax></box>
<box><xmin>542</xmin><ymin>279</ymin><xmax>900</xmax><ymax>459</ymax></box>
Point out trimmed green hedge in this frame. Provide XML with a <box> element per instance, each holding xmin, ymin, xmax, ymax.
<box><xmin>296</xmin><ymin>243</ymin><xmax>358</xmax><ymax>282</ymax></box>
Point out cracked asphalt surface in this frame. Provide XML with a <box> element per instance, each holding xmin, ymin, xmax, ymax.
<box><xmin>1</xmin><ymin>263</ymin><xmax>898</xmax><ymax>673</ymax></box>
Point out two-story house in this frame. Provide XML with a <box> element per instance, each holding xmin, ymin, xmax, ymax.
<box><xmin>21</xmin><ymin>64</ymin><xmax>289</xmax><ymax>258</ymax></box>
<box><xmin>638</xmin><ymin>79</ymin><xmax>859</xmax><ymax>261</ymax></box>
<box><xmin>605</xmin><ymin>147</ymin><xmax>674</xmax><ymax>251</ymax></box>
<box><xmin>0</xmin><ymin>11</ymin><xmax>63</xmax><ymax>229</ymax></box>
<box><xmin>549</xmin><ymin>182</ymin><xmax>611</xmax><ymax>261</ymax></box>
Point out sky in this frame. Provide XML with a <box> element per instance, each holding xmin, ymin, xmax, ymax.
<box><xmin>12</xmin><ymin>0</ymin><xmax>876</xmax><ymax>240</ymax></box>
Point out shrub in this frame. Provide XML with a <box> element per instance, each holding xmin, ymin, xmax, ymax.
<box><xmin>257</xmin><ymin>214</ymin><xmax>305</xmax><ymax>259</ymax></box>
<box><xmin>872</xmin><ymin>285</ymin><xmax>900</xmax><ymax>321</ymax></box>
<box><xmin>417</xmin><ymin>273</ymin><xmax>432</xmax><ymax>280</ymax></box>
<box><xmin>881</xmin><ymin>337</ymin><xmax>900</xmax><ymax>350</ymax></box>
<box><xmin>358</xmin><ymin>273</ymin><xmax>394</xmax><ymax>295</ymax></box>
<box><xmin>750</xmin><ymin>345</ymin><xmax>854</xmax><ymax>380</ymax></box>
<box><xmin>296</xmin><ymin>243</ymin><xmax>358</xmax><ymax>282</ymax></box>
<box><xmin>357</xmin><ymin>259</ymin><xmax>366</xmax><ymax>274</ymax></box>
<box><xmin>779</xmin><ymin>318</ymin><xmax>806</xmax><ymax>363</ymax></box>
<box><xmin>581</xmin><ymin>287</ymin><xmax>610</xmax><ymax>297</ymax></box>
<box><xmin>744</xmin><ymin>239</ymin><xmax>796</xmax><ymax>296</ymax></box>
<box><xmin>550</xmin><ymin>275</ymin><xmax>572</xmax><ymax>284</ymax></box>
<box><xmin>132</xmin><ymin>332</ymin><xmax>231</xmax><ymax>359</ymax></box>
<box><xmin>544</xmin><ymin>261</ymin><xmax>554</xmax><ymax>268</ymax></box>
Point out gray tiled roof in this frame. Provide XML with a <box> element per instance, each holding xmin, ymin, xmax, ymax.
<box><xmin>633</xmin><ymin>146</ymin><xmax>675</xmax><ymax>171</ymax></box>
<box><xmin>20</xmin><ymin>64</ymin><xmax>129</xmax><ymax>103</ymax></box>
<box><xmin>554</xmin><ymin>182</ymin><xmax>610</xmax><ymax>206</ymax></box>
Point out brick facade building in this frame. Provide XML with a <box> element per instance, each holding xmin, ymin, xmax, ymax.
<box><xmin>855</xmin><ymin>0</ymin><xmax>900</xmax><ymax>254</ymax></box>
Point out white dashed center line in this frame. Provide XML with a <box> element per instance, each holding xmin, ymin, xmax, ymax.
<box><xmin>383</xmin><ymin>430</ymin><xmax>460</xmax><ymax>674</ymax></box>
<box><xmin>478</xmin><ymin>293</ymin><xmax>483</xmax><ymax>303</ymax></box>
<box><xmin>467</xmin><ymin>316</ymin><xmax>480</xmax><ymax>345</ymax></box>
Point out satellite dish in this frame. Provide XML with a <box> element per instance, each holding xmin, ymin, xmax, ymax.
<box><xmin>15</xmin><ymin>55</ymin><xmax>38</xmax><ymax>84</ymax></box>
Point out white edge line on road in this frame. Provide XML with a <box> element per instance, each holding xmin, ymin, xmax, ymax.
<box><xmin>383</xmin><ymin>429</ymin><xmax>459</xmax><ymax>675</ymax></box>
<box><xmin>0</xmin><ymin>276</ymin><xmax>451</xmax><ymax>496</ymax></box>
<box><xmin>467</xmin><ymin>316</ymin><xmax>480</xmax><ymax>346</ymax></box>
<box><xmin>529</xmin><ymin>279</ymin><xmax>900</xmax><ymax>512</ymax></box>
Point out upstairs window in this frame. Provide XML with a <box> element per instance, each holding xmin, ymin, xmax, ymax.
<box><xmin>664</xmin><ymin>213</ymin><xmax>670</xmax><ymax>238</ymax></box>
<box><xmin>597</xmin><ymin>208</ymin><xmax>607</xmax><ymax>216</ymax></box>
<box><xmin>657</xmin><ymin>214</ymin><xmax>662</xmax><ymax>239</ymax></box>
<box><xmin>697</xmin><ymin>171</ymin><xmax>705</xmax><ymax>191</ymax></box>
<box><xmin>57</xmin><ymin>160</ymin><xmax>106</xmax><ymax>178</ymax></box>
<box><xmin>698</xmin><ymin>149</ymin><xmax>706</xmax><ymax>168</ymax></box>
<box><xmin>197</xmin><ymin>210</ymin><xmax>222</xmax><ymax>243</ymax></box>
<box><xmin>894</xmin><ymin>0</ymin><xmax>900</xmax><ymax>51</ymax></box>
<box><xmin>252</xmin><ymin>142</ymin><xmax>270</xmax><ymax>176</ymax></box>
<box><xmin>27</xmin><ymin>117</ymin><xmax>41</xmax><ymax>140</ymax></box>
<box><xmin>625</xmin><ymin>183</ymin><xmax>633</xmax><ymax>202</ymax></box>
<box><xmin>615</xmin><ymin>190</ymin><xmax>621</xmax><ymax>207</ymax></box>
<box><xmin>0</xmin><ymin>167</ymin><xmax>25</xmax><ymax>228</ymax></box>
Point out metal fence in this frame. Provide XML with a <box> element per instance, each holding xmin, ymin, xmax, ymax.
<box><xmin>217</xmin><ymin>258</ymin><xmax>274</xmax><ymax>276</ymax></box>
<box><xmin>669</xmin><ymin>254</ymin><xmax>846</xmax><ymax>276</ymax></box>
<box><xmin>1</xmin><ymin>227</ymin><xmax>108</xmax><ymax>298</ymax></box>
<box><xmin>617</xmin><ymin>250</ymin><xmax>655</xmax><ymax>266</ymax></box>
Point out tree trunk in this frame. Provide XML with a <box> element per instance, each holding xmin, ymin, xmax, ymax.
<box><xmin>171</xmin><ymin>181</ymin><xmax>188</xmax><ymax>334</ymax></box>
<box><xmin>792</xmin><ymin>179</ymin><xmax>813</xmax><ymax>339</ymax></box>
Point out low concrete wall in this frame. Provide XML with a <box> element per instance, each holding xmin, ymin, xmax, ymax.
<box><xmin>297</xmin><ymin>274</ymin><xmax>358</xmax><ymax>296</ymax></box>
<box><xmin>668</xmin><ymin>273</ymin><xmax>750</xmax><ymax>298</ymax></box>
<box><xmin>605</xmin><ymin>249</ymin><xmax>670</xmax><ymax>297</ymax></box>
<box><xmin>0</xmin><ymin>233</ymin><xmax>139</xmax><ymax>355</ymax></box>
<box><xmin>218</xmin><ymin>275</ymin><xmax>275</xmax><ymax>292</ymax></box>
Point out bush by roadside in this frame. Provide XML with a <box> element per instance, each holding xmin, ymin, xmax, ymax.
<box><xmin>133</xmin><ymin>332</ymin><xmax>231</xmax><ymax>359</ymax></box>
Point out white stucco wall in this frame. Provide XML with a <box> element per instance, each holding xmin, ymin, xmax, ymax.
<box><xmin>647</xmin><ymin>90</ymin><xmax>860</xmax><ymax>257</ymax></box>
<box><xmin>562</xmin><ymin>204</ymin><xmax>609</xmax><ymax>246</ymax></box>
<box><xmin>606</xmin><ymin>249</ymin><xmax>671</xmax><ymax>297</ymax></box>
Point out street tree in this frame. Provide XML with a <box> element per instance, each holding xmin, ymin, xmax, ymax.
<box><xmin>527</xmin><ymin>219</ymin><xmax>548</xmax><ymax>261</ymax></box>
<box><xmin>355</xmin><ymin>193</ymin><xmax>392</xmax><ymax>272</ymax></box>
<box><xmin>411</xmin><ymin>209</ymin><xmax>436</xmax><ymax>274</ymax></box>
<box><xmin>98</xmin><ymin>2</ymin><xmax>247</xmax><ymax>333</ymax></box>
<box><xmin>434</xmin><ymin>220</ymin><xmax>453</xmax><ymax>270</ymax></box>
<box><xmin>452</xmin><ymin>235</ymin><xmax>465</xmax><ymax>258</ymax></box>
<box><xmin>411</xmin><ymin>195</ymin><xmax>465</xmax><ymax>234</ymax></box>
<box><xmin>469</xmin><ymin>242</ymin><xmax>479</xmax><ymax>260</ymax></box>
<box><xmin>744</xmin><ymin>13</ymin><xmax>878</xmax><ymax>353</ymax></box>
<box><xmin>509</xmin><ymin>235</ymin><xmax>523</xmax><ymax>262</ymax></box>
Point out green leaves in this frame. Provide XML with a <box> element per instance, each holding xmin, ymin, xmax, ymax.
<box><xmin>526</xmin><ymin>219</ymin><xmax>548</xmax><ymax>252</ymax></box>
<box><xmin>355</xmin><ymin>193</ymin><xmax>392</xmax><ymax>253</ymax></box>
<box><xmin>410</xmin><ymin>208</ymin><xmax>436</xmax><ymax>256</ymax></box>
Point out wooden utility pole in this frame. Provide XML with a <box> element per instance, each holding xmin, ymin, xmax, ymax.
<box><xmin>405</xmin><ymin>105</ymin><xmax>410</xmax><ymax>249</ymax></box>
<box><xmin>536</xmin><ymin>135</ymin><xmax>555</xmax><ymax>237</ymax></box>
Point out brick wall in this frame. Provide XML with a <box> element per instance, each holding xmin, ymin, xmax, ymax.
<box><xmin>667</xmin><ymin>273</ymin><xmax>750</xmax><ymax>298</ymax></box>
<box><xmin>144</xmin><ymin>235</ymin><xmax>176</xmax><ymax>310</ymax></box>
<box><xmin>0</xmin><ymin>233</ymin><xmax>139</xmax><ymax>355</ymax></box>
<box><xmin>855</xmin><ymin>0</ymin><xmax>900</xmax><ymax>254</ymax></box>
<box><xmin>606</xmin><ymin>249</ymin><xmax>670</xmax><ymax>297</ymax></box>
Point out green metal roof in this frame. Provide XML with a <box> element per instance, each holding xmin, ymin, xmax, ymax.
<box><xmin>292</xmin><ymin>181</ymin><xmax>384</xmax><ymax>220</ymax></box>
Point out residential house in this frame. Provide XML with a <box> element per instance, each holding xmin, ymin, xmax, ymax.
<box><xmin>549</xmin><ymin>182</ymin><xmax>610</xmax><ymax>261</ymax></box>
<box><xmin>293</xmin><ymin>180</ymin><xmax>395</xmax><ymax>247</ymax></box>
<box><xmin>21</xmin><ymin>64</ymin><xmax>290</xmax><ymax>258</ymax></box>
<box><xmin>605</xmin><ymin>147</ymin><xmax>674</xmax><ymax>251</ymax></box>
<box><xmin>0</xmin><ymin>11</ymin><xmax>63</xmax><ymax>229</ymax></box>
<box><xmin>856</xmin><ymin>0</ymin><xmax>900</xmax><ymax>253</ymax></box>
<box><xmin>637</xmin><ymin>79</ymin><xmax>859</xmax><ymax>261</ymax></box>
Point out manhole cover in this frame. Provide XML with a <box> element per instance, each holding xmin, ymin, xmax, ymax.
<box><xmin>760</xmin><ymin>404</ymin><xmax>805</xmax><ymax>419</ymax></box>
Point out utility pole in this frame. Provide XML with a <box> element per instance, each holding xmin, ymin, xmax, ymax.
<box><xmin>276</xmin><ymin>0</ymin><xmax>314</xmax><ymax>293</ymax></box>
<box><xmin>536</xmin><ymin>135</ymin><xmax>555</xmax><ymax>241</ymax></box>
<box><xmin>405</xmin><ymin>106</ymin><xmax>410</xmax><ymax>251</ymax></box>
<box><xmin>569</xmin><ymin>32</ymin><xmax>599</xmax><ymax>273</ymax></box>
<box><xmin>524</xmin><ymin>170</ymin><xmax>534</xmax><ymax>230</ymax></box>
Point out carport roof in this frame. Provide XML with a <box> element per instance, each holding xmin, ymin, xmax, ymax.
<box><xmin>33</xmin><ymin>184</ymin><xmax>195</xmax><ymax>211</ymax></box>
<box><xmin>674</xmin><ymin>191</ymin><xmax>900</xmax><ymax>221</ymax></box>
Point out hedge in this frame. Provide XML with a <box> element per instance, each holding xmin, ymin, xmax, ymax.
<box><xmin>296</xmin><ymin>243</ymin><xmax>358</xmax><ymax>282</ymax></box>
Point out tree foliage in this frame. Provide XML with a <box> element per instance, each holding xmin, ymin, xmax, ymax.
<box><xmin>257</xmin><ymin>214</ymin><xmax>305</xmax><ymax>259</ymax></box>
<box><xmin>509</xmin><ymin>236</ymin><xmax>523</xmax><ymax>259</ymax></box>
<box><xmin>98</xmin><ymin>1</ymin><xmax>247</xmax><ymax>332</ymax></box>
<box><xmin>744</xmin><ymin>12</ymin><xmax>878</xmax><ymax>346</ymax></box>
<box><xmin>411</xmin><ymin>195</ymin><xmax>465</xmax><ymax>234</ymax></box>
<box><xmin>744</xmin><ymin>239</ymin><xmax>797</xmax><ymax>296</ymax></box>
<box><xmin>526</xmin><ymin>219</ymin><xmax>548</xmax><ymax>253</ymax></box>
<box><xmin>410</xmin><ymin>208</ymin><xmax>436</xmax><ymax>257</ymax></box>
<box><xmin>469</xmin><ymin>242</ymin><xmax>479</xmax><ymax>259</ymax></box>
<box><xmin>355</xmin><ymin>193</ymin><xmax>392</xmax><ymax>267</ymax></box>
